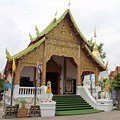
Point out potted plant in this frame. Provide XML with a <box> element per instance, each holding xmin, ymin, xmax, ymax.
<box><xmin>17</xmin><ymin>98</ymin><xmax>28</xmax><ymax>118</ymax></box>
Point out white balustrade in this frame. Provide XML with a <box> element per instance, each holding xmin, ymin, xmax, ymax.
<box><xmin>18</xmin><ymin>87</ymin><xmax>42</xmax><ymax>98</ymax></box>
<box><xmin>78</xmin><ymin>86</ymin><xmax>113</xmax><ymax>111</ymax></box>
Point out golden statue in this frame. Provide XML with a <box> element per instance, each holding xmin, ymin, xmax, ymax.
<box><xmin>46</xmin><ymin>81</ymin><xmax>53</xmax><ymax>102</ymax></box>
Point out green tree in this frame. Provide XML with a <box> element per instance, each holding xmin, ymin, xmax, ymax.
<box><xmin>98</xmin><ymin>78</ymin><xmax>108</xmax><ymax>90</ymax></box>
<box><xmin>98</xmin><ymin>43</ymin><xmax>106</xmax><ymax>59</ymax></box>
<box><xmin>110</xmin><ymin>73</ymin><xmax>120</xmax><ymax>90</ymax></box>
<box><xmin>0</xmin><ymin>78</ymin><xmax>4</xmax><ymax>93</ymax></box>
<box><xmin>0</xmin><ymin>73</ymin><xmax>5</xmax><ymax>93</ymax></box>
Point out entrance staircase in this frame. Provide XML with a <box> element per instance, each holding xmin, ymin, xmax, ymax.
<box><xmin>53</xmin><ymin>95</ymin><xmax>103</xmax><ymax>116</ymax></box>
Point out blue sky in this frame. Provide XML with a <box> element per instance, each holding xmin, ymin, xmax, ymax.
<box><xmin>0</xmin><ymin>0</ymin><xmax>120</xmax><ymax>72</ymax></box>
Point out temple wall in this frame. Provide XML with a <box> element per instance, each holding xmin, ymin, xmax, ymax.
<box><xmin>6</xmin><ymin>73</ymin><xmax>12</xmax><ymax>84</ymax></box>
<box><xmin>20</xmin><ymin>66</ymin><xmax>34</xmax><ymax>81</ymax></box>
<box><xmin>66</xmin><ymin>59</ymin><xmax>77</xmax><ymax>79</ymax></box>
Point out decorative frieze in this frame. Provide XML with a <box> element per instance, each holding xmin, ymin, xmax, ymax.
<box><xmin>80</xmin><ymin>50</ymin><xmax>96</xmax><ymax>70</ymax></box>
<box><xmin>46</xmin><ymin>18</ymin><xmax>79</xmax><ymax>43</ymax></box>
<box><xmin>20</xmin><ymin>43</ymin><xmax>44</xmax><ymax>64</ymax></box>
<box><xmin>46</xmin><ymin>44</ymin><xmax>79</xmax><ymax>64</ymax></box>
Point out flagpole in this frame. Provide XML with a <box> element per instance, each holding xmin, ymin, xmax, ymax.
<box><xmin>90</xmin><ymin>73</ymin><xmax>93</xmax><ymax>96</ymax></box>
<box><xmin>10</xmin><ymin>58</ymin><xmax>16</xmax><ymax>106</ymax></box>
<box><xmin>10</xmin><ymin>71</ymin><xmax>15</xmax><ymax>106</ymax></box>
<box><xmin>90</xmin><ymin>80</ymin><xmax>93</xmax><ymax>95</ymax></box>
<box><xmin>34</xmin><ymin>67</ymin><xmax>37</xmax><ymax>107</ymax></box>
<box><xmin>34</xmin><ymin>63</ymin><xmax>41</xmax><ymax>106</ymax></box>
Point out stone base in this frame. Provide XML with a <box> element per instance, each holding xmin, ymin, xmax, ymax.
<box><xmin>17</xmin><ymin>108</ymin><xmax>28</xmax><ymax>118</ymax></box>
<box><xmin>97</xmin><ymin>99</ymin><xmax>113</xmax><ymax>111</ymax></box>
<box><xmin>40</xmin><ymin>101</ymin><xmax>56</xmax><ymax>117</ymax></box>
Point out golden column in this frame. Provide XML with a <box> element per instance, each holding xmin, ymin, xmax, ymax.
<box><xmin>14</xmin><ymin>62</ymin><xmax>21</xmax><ymax>85</ymax></box>
<box><xmin>41</xmin><ymin>40</ymin><xmax>47</xmax><ymax>86</ymax></box>
<box><xmin>95</xmin><ymin>68</ymin><xmax>100</xmax><ymax>86</ymax></box>
<box><xmin>77</xmin><ymin>45</ymin><xmax>81</xmax><ymax>86</ymax></box>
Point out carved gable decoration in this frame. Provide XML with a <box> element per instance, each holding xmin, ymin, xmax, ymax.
<box><xmin>46</xmin><ymin>17</ymin><xmax>79</xmax><ymax>43</ymax></box>
<box><xmin>19</xmin><ymin>43</ymin><xmax>44</xmax><ymax>65</ymax></box>
<box><xmin>80</xmin><ymin>49</ymin><xmax>96</xmax><ymax>70</ymax></box>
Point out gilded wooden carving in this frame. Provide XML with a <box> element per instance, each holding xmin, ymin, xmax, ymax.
<box><xmin>20</xmin><ymin>43</ymin><xmax>44</xmax><ymax>64</ymax></box>
<box><xmin>80</xmin><ymin>50</ymin><xmax>96</xmax><ymax>70</ymax></box>
<box><xmin>45</xmin><ymin>17</ymin><xmax>80</xmax><ymax>64</ymax></box>
<box><xmin>46</xmin><ymin>42</ymin><xmax>79</xmax><ymax>64</ymax></box>
<box><xmin>46</xmin><ymin>18</ymin><xmax>79</xmax><ymax>43</ymax></box>
<box><xmin>14</xmin><ymin>15</ymin><xmax>102</xmax><ymax>87</ymax></box>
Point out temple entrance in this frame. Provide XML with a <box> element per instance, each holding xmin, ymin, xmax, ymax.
<box><xmin>46</xmin><ymin>55</ymin><xmax>77</xmax><ymax>95</ymax></box>
<box><xmin>46</xmin><ymin>72</ymin><xmax>58</xmax><ymax>94</ymax></box>
<box><xmin>64</xmin><ymin>79</ymin><xmax>76</xmax><ymax>94</ymax></box>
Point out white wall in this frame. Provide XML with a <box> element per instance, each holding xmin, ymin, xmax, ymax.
<box><xmin>20</xmin><ymin>66</ymin><xmax>35</xmax><ymax>81</ymax></box>
<box><xmin>83</xmin><ymin>71</ymin><xmax>109</xmax><ymax>88</ymax></box>
<box><xmin>66</xmin><ymin>59</ymin><xmax>77</xmax><ymax>79</ymax></box>
<box><xmin>7</xmin><ymin>73</ymin><xmax>12</xmax><ymax>83</ymax></box>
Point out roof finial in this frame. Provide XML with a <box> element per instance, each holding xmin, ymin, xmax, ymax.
<box><xmin>94</xmin><ymin>27</ymin><xmax>97</xmax><ymax>44</ymax></box>
<box><xmin>5</xmin><ymin>48</ymin><xmax>11</xmax><ymax>59</ymax></box>
<box><xmin>68</xmin><ymin>0</ymin><xmax>71</xmax><ymax>9</ymax></box>
<box><xmin>35</xmin><ymin>25</ymin><xmax>39</xmax><ymax>36</ymax></box>
<box><xmin>29</xmin><ymin>33</ymin><xmax>33</xmax><ymax>41</ymax></box>
<box><xmin>55</xmin><ymin>9</ymin><xmax>57</xmax><ymax>19</ymax></box>
<box><xmin>94</xmin><ymin>27</ymin><xmax>97</xmax><ymax>38</ymax></box>
<box><xmin>106</xmin><ymin>61</ymin><xmax>108</xmax><ymax>69</ymax></box>
<box><xmin>92</xmin><ymin>27</ymin><xmax>100</xmax><ymax>57</ymax></box>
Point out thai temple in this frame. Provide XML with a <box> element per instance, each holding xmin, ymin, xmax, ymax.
<box><xmin>4</xmin><ymin>8</ymin><xmax>113</xmax><ymax>117</ymax></box>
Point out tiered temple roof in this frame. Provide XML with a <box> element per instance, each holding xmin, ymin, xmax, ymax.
<box><xmin>5</xmin><ymin>9</ymin><xmax>107</xmax><ymax>71</ymax></box>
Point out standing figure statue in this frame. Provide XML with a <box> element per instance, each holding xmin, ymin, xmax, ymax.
<box><xmin>105</xmin><ymin>81</ymin><xmax>111</xmax><ymax>99</ymax></box>
<box><xmin>46</xmin><ymin>81</ymin><xmax>53</xmax><ymax>102</ymax></box>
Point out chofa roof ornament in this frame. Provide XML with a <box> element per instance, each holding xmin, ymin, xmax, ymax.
<box><xmin>5</xmin><ymin>48</ymin><xmax>11</xmax><ymax>59</ymax></box>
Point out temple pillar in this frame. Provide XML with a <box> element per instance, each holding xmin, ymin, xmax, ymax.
<box><xmin>76</xmin><ymin>45</ymin><xmax>81</xmax><ymax>86</ymax></box>
<box><xmin>76</xmin><ymin>45</ymin><xmax>81</xmax><ymax>95</ymax></box>
<box><xmin>41</xmin><ymin>41</ymin><xmax>47</xmax><ymax>86</ymax></box>
<box><xmin>95</xmin><ymin>68</ymin><xmax>100</xmax><ymax>86</ymax></box>
<box><xmin>95</xmin><ymin>68</ymin><xmax>100</xmax><ymax>99</ymax></box>
<box><xmin>13</xmin><ymin>62</ymin><xmax>21</xmax><ymax>100</ymax></box>
<box><xmin>63</xmin><ymin>57</ymin><xmax>66</xmax><ymax>94</ymax></box>
<box><xmin>77</xmin><ymin>64</ymin><xmax>81</xmax><ymax>86</ymax></box>
<box><xmin>14</xmin><ymin>62</ymin><xmax>21</xmax><ymax>85</ymax></box>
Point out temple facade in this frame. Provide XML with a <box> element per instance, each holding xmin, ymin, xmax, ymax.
<box><xmin>5</xmin><ymin>9</ymin><xmax>107</xmax><ymax>96</ymax></box>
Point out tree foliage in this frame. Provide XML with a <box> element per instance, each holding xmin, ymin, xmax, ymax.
<box><xmin>98</xmin><ymin>43</ymin><xmax>106</xmax><ymax>59</ymax></box>
<box><xmin>0</xmin><ymin>78</ymin><xmax>4</xmax><ymax>93</ymax></box>
<box><xmin>98</xmin><ymin>78</ymin><xmax>108</xmax><ymax>90</ymax></box>
<box><xmin>110</xmin><ymin>73</ymin><xmax>120</xmax><ymax>90</ymax></box>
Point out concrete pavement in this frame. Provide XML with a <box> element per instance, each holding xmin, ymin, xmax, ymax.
<box><xmin>0</xmin><ymin>109</ymin><xmax>120</xmax><ymax>120</ymax></box>
<box><xmin>0</xmin><ymin>101</ymin><xmax>120</xmax><ymax>120</ymax></box>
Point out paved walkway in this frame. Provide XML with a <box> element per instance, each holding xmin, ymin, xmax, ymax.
<box><xmin>0</xmin><ymin>101</ymin><xmax>120</xmax><ymax>120</ymax></box>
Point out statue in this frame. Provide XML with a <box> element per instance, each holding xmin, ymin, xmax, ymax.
<box><xmin>105</xmin><ymin>81</ymin><xmax>111</xmax><ymax>99</ymax></box>
<box><xmin>46</xmin><ymin>81</ymin><xmax>53</xmax><ymax>102</ymax></box>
